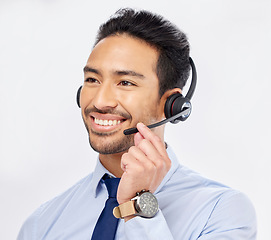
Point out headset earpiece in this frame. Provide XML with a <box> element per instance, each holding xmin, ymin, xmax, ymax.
<box><xmin>76</xmin><ymin>86</ymin><xmax>82</xmax><ymax>108</ymax></box>
<box><xmin>163</xmin><ymin>57</ymin><xmax>196</xmax><ymax>124</ymax></box>
<box><xmin>164</xmin><ymin>93</ymin><xmax>192</xmax><ymax>123</ymax></box>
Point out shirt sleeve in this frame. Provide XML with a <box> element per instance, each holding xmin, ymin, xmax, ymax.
<box><xmin>198</xmin><ymin>191</ymin><xmax>257</xmax><ymax>240</ymax></box>
<box><xmin>124</xmin><ymin>209</ymin><xmax>174</xmax><ymax>240</ymax></box>
<box><xmin>123</xmin><ymin>191</ymin><xmax>256</xmax><ymax>240</ymax></box>
<box><xmin>17</xmin><ymin>203</ymin><xmax>45</xmax><ymax>240</ymax></box>
<box><xmin>17</xmin><ymin>211</ymin><xmax>37</xmax><ymax>240</ymax></box>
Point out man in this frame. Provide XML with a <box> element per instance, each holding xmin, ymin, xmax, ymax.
<box><xmin>18</xmin><ymin>8</ymin><xmax>257</xmax><ymax>239</ymax></box>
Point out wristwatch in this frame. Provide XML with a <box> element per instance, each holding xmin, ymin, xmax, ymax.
<box><xmin>113</xmin><ymin>190</ymin><xmax>159</xmax><ymax>219</ymax></box>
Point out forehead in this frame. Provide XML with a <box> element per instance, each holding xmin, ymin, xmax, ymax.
<box><xmin>86</xmin><ymin>35</ymin><xmax>159</xmax><ymax>75</ymax></box>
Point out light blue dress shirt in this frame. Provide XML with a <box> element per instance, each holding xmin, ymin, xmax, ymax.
<box><xmin>17</xmin><ymin>146</ymin><xmax>257</xmax><ymax>239</ymax></box>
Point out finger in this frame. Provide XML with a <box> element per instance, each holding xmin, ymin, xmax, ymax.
<box><xmin>127</xmin><ymin>146</ymin><xmax>158</xmax><ymax>173</ymax></box>
<box><xmin>136</xmin><ymin>139</ymin><xmax>160</xmax><ymax>161</ymax></box>
<box><xmin>121</xmin><ymin>152</ymin><xmax>145</xmax><ymax>174</ymax></box>
<box><xmin>136</xmin><ymin>138</ymin><xmax>167</xmax><ymax>170</ymax></box>
<box><xmin>134</xmin><ymin>131</ymin><xmax>144</xmax><ymax>147</ymax></box>
<box><xmin>136</xmin><ymin>122</ymin><xmax>167</xmax><ymax>158</ymax></box>
<box><xmin>128</xmin><ymin>146</ymin><xmax>148</xmax><ymax>163</ymax></box>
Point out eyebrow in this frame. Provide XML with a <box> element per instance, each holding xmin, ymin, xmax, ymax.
<box><xmin>83</xmin><ymin>66</ymin><xmax>100</xmax><ymax>75</ymax></box>
<box><xmin>115</xmin><ymin>70</ymin><xmax>145</xmax><ymax>79</ymax></box>
<box><xmin>83</xmin><ymin>66</ymin><xmax>145</xmax><ymax>79</ymax></box>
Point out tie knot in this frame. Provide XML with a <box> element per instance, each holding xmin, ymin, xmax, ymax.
<box><xmin>103</xmin><ymin>175</ymin><xmax>120</xmax><ymax>198</ymax></box>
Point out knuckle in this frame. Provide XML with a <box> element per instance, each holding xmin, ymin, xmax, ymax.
<box><xmin>155</xmin><ymin>135</ymin><xmax>162</xmax><ymax>143</ymax></box>
<box><xmin>152</xmin><ymin>164</ymin><xmax>158</xmax><ymax>174</ymax></box>
<box><xmin>128</xmin><ymin>146</ymin><xmax>136</xmax><ymax>154</ymax></box>
<box><xmin>135</xmin><ymin>164</ymin><xmax>145</xmax><ymax>174</ymax></box>
<box><xmin>147</xmin><ymin>162</ymin><xmax>157</xmax><ymax>174</ymax></box>
<box><xmin>128</xmin><ymin>146</ymin><xmax>135</xmax><ymax>154</ymax></box>
<box><xmin>156</xmin><ymin>159</ymin><xmax>165</xmax><ymax>170</ymax></box>
<box><xmin>166</xmin><ymin>158</ymin><xmax>172</xmax><ymax>170</ymax></box>
<box><xmin>146</xmin><ymin>161</ymin><xmax>155</xmax><ymax>169</ymax></box>
<box><xmin>121</xmin><ymin>153</ymin><xmax>131</xmax><ymax>164</ymax></box>
<box><xmin>139</xmin><ymin>138</ymin><xmax>148</xmax><ymax>147</ymax></box>
<box><xmin>122</xmin><ymin>152</ymin><xmax>129</xmax><ymax>159</ymax></box>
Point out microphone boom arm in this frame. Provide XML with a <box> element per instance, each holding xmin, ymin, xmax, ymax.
<box><xmin>123</xmin><ymin>108</ymin><xmax>191</xmax><ymax>135</ymax></box>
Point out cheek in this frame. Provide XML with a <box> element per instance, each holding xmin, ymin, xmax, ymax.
<box><xmin>121</xmin><ymin>93</ymin><xmax>162</xmax><ymax>121</ymax></box>
<box><xmin>121</xmin><ymin>97</ymin><xmax>142</xmax><ymax>119</ymax></box>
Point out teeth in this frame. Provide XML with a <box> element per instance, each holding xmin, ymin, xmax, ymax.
<box><xmin>94</xmin><ymin>118</ymin><xmax>121</xmax><ymax>126</ymax></box>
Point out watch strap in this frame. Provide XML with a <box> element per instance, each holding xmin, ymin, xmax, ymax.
<box><xmin>113</xmin><ymin>200</ymin><xmax>136</xmax><ymax>219</ymax></box>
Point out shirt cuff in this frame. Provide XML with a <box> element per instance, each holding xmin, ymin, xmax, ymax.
<box><xmin>124</xmin><ymin>209</ymin><xmax>174</xmax><ymax>240</ymax></box>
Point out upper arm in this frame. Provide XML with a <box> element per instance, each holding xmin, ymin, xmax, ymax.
<box><xmin>198</xmin><ymin>191</ymin><xmax>257</xmax><ymax>240</ymax></box>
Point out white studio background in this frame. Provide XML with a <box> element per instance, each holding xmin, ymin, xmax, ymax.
<box><xmin>0</xmin><ymin>0</ymin><xmax>270</xmax><ymax>239</ymax></box>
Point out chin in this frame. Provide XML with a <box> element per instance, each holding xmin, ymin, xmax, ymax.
<box><xmin>88</xmin><ymin>133</ymin><xmax>134</xmax><ymax>155</ymax></box>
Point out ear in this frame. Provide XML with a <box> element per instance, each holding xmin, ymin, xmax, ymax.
<box><xmin>159</xmin><ymin>88</ymin><xmax>182</xmax><ymax>118</ymax></box>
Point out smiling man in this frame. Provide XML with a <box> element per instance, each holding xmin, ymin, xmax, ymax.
<box><xmin>17</xmin><ymin>8</ymin><xmax>257</xmax><ymax>240</ymax></box>
<box><xmin>81</xmin><ymin>34</ymin><xmax>164</xmax><ymax>155</ymax></box>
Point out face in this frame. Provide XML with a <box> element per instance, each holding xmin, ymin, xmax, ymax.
<box><xmin>80</xmin><ymin>35</ymin><xmax>166</xmax><ymax>155</ymax></box>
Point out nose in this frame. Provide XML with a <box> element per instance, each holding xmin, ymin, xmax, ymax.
<box><xmin>92</xmin><ymin>83</ymin><xmax>118</xmax><ymax>110</ymax></box>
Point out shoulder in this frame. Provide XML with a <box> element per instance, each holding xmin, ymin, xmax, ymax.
<box><xmin>200</xmin><ymin>189</ymin><xmax>257</xmax><ymax>239</ymax></box>
<box><xmin>172</xmin><ymin>164</ymin><xmax>257</xmax><ymax>221</ymax></box>
<box><xmin>161</xmin><ymin>163</ymin><xmax>257</xmax><ymax>239</ymax></box>
<box><xmin>17</xmin><ymin>173</ymin><xmax>93</xmax><ymax>240</ymax></box>
<box><xmin>39</xmin><ymin>173</ymin><xmax>93</xmax><ymax>213</ymax></box>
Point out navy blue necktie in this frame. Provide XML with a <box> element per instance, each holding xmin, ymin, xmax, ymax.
<box><xmin>91</xmin><ymin>175</ymin><xmax>120</xmax><ymax>240</ymax></box>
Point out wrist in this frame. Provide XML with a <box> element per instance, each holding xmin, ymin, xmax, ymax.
<box><xmin>117</xmin><ymin>197</ymin><xmax>131</xmax><ymax>205</ymax></box>
<box><xmin>114</xmin><ymin>190</ymin><xmax>159</xmax><ymax>219</ymax></box>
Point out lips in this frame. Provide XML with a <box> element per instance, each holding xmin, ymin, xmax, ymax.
<box><xmin>89</xmin><ymin>112</ymin><xmax>127</xmax><ymax>132</ymax></box>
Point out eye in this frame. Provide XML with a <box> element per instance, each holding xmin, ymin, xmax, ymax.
<box><xmin>85</xmin><ymin>77</ymin><xmax>99</xmax><ymax>84</ymax></box>
<box><xmin>118</xmin><ymin>80</ymin><xmax>136</xmax><ymax>86</ymax></box>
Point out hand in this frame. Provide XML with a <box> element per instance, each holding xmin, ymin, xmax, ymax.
<box><xmin>117</xmin><ymin>122</ymin><xmax>171</xmax><ymax>206</ymax></box>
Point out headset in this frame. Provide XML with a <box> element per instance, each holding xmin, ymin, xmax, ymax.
<box><xmin>76</xmin><ymin>57</ymin><xmax>197</xmax><ymax>135</ymax></box>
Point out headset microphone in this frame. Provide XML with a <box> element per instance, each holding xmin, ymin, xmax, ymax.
<box><xmin>76</xmin><ymin>57</ymin><xmax>197</xmax><ymax>136</ymax></box>
<box><xmin>123</xmin><ymin>57</ymin><xmax>197</xmax><ymax>135</ymax></box>
<box><xmin>123</xmin><ymin>107</ymin><xmax>191</xmax><ymax>135</ymax></box>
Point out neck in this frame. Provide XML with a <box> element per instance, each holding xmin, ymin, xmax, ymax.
<box><xmin>99</xmin><ymin>151</ymin><xmax>125</xmax><ymax>178</ymax></box>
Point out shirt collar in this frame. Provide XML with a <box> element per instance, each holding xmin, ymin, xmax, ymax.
<box><xmin>154</xmin><ymin>144</ymin><xmax>180</xmax><ymax>194</ymax></box>
<box><xmin>90</xmin><ymin>157</ymin><xmax>116</xmax><ymax>198</ymax></box>
<box><xmin>89</xmin><ymin>144</ymin><xmax>179</xmax><ymax>198</ymax></box>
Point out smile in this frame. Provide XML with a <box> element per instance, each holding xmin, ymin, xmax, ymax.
<box><xmin>88</xmin><ymin>112</ymin><xmax>128</xmax><ymax>133</ymax></box>
<box><xmin>94</xmin><ymin>118</ymin><xmax>122</xmax><ymax>126</ymax></box>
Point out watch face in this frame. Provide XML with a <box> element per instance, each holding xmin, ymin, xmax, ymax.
<box><xmin>136</xmin><ymin>192</ymin><xmax>158</xmax><ymax>218</ymax></box>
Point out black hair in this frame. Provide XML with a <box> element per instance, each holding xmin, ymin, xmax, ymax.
<box><xmin>95</xmin><ymin>8</ymin><xmax>191</xmax><ymax>97</ymax></box>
